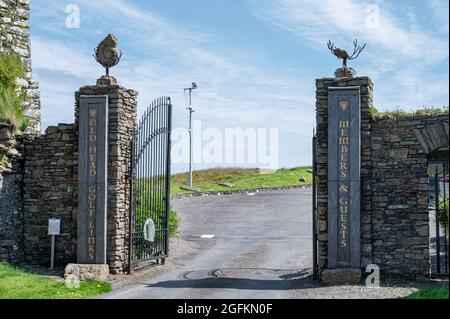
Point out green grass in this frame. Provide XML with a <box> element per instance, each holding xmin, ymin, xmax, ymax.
<box><xmin>0</xmin><ymin>52</ymin><xmax>29</xmax><ymax>131</ymax></box>
<box><xmin>372</xmin><ymin>106</ymin><xmax>449</xmax><ymax>119</ymax></box>
<box><xmin>171</xmin><ymin>167</ymin><xmax>312</xmax><ymax>195</ymax></box>
<box><xmin>0</xmin><ymin>263</ymin><xmax>112</xmax><ymax>299</ymax></box>
<box><xmin>169</xmin><ymin>209</ymin><xmax>180</xmax><ymax>236</ymax></box>
<box><xmin>404</xmin><ymin>287</ymin><xmax>449</xmax><ymax>299</ymax></box>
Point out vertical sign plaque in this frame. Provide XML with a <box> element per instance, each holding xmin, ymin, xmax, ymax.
<box><xmin>327</xmin><ymin>87</ymin><xmax>361</xmax><ymax>269</ymax></box>
<box><xmin>78</xmin><ymin>96</ymin><xmax>108</xmax><ymax>264</ymax></box>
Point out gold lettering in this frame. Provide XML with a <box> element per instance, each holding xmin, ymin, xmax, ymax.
<box><xmin>340</xmin><ymin>185</ymin><xmax>349</xmax><ymax>192</ymax></box>
<box><xmin>89</xmin><ymin>120</ymin><xmax>97</xmax><ymax>127</ymax></box>
<box><xmin>89</xmin><ymin>147</ymin><xmax>97</xmax><ymax>154</ymax></box>
<box><xmin>339</xmin><ymin>121</ymin><xmax>349</xmax><ymax>128</ymax></box>
<box><xmin>340</xmin><ymin>161</ymin><xmax>347</xmax><ymax>171</ymax></box>
<box><xmin>90</xmin><ymin>134</ymin><xmax>97</xmax><ymax>142</ymax></box>
<box><xmin>339</xmin><ymin>137</ymin><xmax>349</xmax><ymax>145</ymax></box>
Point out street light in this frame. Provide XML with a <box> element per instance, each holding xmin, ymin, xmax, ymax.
<box><xmin>184</xmin><ymin>82</ymin><xmax>198</xmax><ymax>187</ymax></box>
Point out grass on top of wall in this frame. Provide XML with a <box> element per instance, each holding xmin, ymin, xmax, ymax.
<box><xmin>370</xmin><ymin>106</ymin><xmax>449</xmax><ymax>119</ymax></box>
<box><xmin>0</xmin><ymin>263</ymin><xmax>111</xmax><ymax>299</ymax></box>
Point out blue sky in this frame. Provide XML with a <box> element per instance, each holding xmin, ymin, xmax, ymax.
<box><xmin>29</xmin><ymin>0</ymin><xmax>449</xmax><ymax>172</ymax></box>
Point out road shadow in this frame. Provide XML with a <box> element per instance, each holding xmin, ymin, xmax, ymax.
<box><xmin>144</xmin><ymin>268</ymin><xmax>321</xmax><ymax>291</ymax></box>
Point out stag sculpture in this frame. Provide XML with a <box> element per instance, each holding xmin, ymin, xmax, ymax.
<box><xmin>327</xmin><ymin>39</ymin><xmax>366</xmax><ymax>68</ymax></box>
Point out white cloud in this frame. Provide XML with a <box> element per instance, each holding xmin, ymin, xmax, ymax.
<box><xmin>250</xmin><ymin>0</ymin><xmax>449</xmax><ymax>109</ymax></box>
<box><xmin>252</xmin><ymin>0</ymin><xmax>448</xmax><ymax>62</ymax></box>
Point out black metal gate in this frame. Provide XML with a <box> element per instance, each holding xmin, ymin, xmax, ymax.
<box><xmin>428</xmin><ymin>148</ymin><xmax>449</xmax><ymax>277</ymax></box>
<box><xmin>312</xmin><ymin>130</ymin><xmax>319</xmax><ymax>279</ymax></box>
<box><xmin>129</xmin><ymin>97</ymin><xmax>172</xmax><ymax>271</ymax></box>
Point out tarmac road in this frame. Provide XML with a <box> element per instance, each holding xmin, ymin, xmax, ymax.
<box><xmin>102</xmin><ymin>188</ymin><xmax>421</xmax><ymax>299</ymax></box>
<box><xmin>104</xmin><ymin>188</ymin><xmax>314</xmax><ymax>299</ymax></box>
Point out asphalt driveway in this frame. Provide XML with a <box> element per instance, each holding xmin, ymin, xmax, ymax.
<box><xmin>103</xmin><ymin>188</ymin><xmax>420</xmax><ymax>299</ymax></box>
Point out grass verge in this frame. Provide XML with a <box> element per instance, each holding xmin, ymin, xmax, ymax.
<box><xmin>169</xmin><ymin>209</ymin><xmax>180</xmax><ymax>236</ymax></box>
<box><xmin>0</xmin><ymin>263</ymin><xmax>111</xmax><ymax>299</ymax></box>
<box><xmin>171</xmin><ymin>167</ymin><xmax>312</xmax><ymax>195</ymax></box>
<box><xmin>404</xmin><ymin>287</ymin><xmax>449</xmax><ymax>299</ymax></box>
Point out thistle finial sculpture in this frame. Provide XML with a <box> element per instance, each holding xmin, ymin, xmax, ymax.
<box><xmin>94</xmin><ymin>34</ymin><xmax>123</xmax><ymax>85</ymax></box>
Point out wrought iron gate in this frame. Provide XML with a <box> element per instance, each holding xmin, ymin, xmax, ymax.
<box><xmin>129</xmin><ymin>97</ymin><xmax>172</xmax><ymax>271</ymax></box>
<box><xmin>428</xmin><ymin>148</ymin><xmax>449</xmax><ymax>277</ymax></box>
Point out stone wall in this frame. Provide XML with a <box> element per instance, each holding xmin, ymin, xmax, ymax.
<box><xmin>75</xmin><ymin>85</ymin><xmax>137</xmax><ymax>274</ymax></box>
<box><xmin>22</xmin><ymin>124</ymin><xmax>77</xmax><ymax>266</ymax></box>
<box><xmin>0</xmin><ymin>121</ymin><xmax>24</xmax><ymax>263</ymax></box>
<box><xmin>315</xmin><ymin>74</ymin><xmax>449</xmax><ymax>277</ymax></box>
<box><xmin>370</xmin><ymin>114</ymin><xmax>449</xmax><ymax>276</ymax></box>
<box><xmin>1</xmin><ymin>0</ymin><xmax>40</xmax><ymax>265</ymax></box>
<box><xmin>0</xmin><ymin>0</ymin><xmax>40</xmax><ymax>134</ymax></box>
<box><xmin>315</xmin><ymin>76</ymin><xmax>373</xmax><ymax>271</ymax></box>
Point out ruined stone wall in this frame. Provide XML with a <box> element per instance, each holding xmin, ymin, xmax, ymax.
<box><xmin>370</xmin><ymin>114</ymin><xmax>449</xmax><ymax>277</ymax></box>
<box><xmin>1</xmin><ymin>0</ymin><xmax>40</xmax><ymax>265</ymax></box>
<box><xmin>0</xmin><ymin>121</ymin><xmax>24</xmax><ymax>263</ymax></box>
<box><xmin>22</xmin><ymin>124</ymin><xmax>77</xmax><ymax>266</ymax></box>
<box><xmin>0</xmin><ymin>0</ymin><xmax>40</xmax><ymax>133</ymax></box>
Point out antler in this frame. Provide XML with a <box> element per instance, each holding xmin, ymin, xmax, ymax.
<box><xmin>348</xmin><ymin>39</ymin><xmax>366</xmax><ymax>60</ymax></box>
<box><xmin>327</xmin><ymin>40</ymin><xmax>336</xmax><ymax>54</ymax></box>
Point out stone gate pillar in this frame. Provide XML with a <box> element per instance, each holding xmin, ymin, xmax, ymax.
<box><xmin>75</xmin><ymin>84</ymin><xmax>137</xmax><ymax>274</ymax></box>
<box><xmin>315</xmin><ymin>76</ymin><xmax>373</xmax><ymax>283</ymax></box>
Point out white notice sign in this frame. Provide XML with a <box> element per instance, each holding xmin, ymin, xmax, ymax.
<box><xmin>48</xmin><ymin>219</ymin><xmax>61</xmax><ymax>235</ymax></box>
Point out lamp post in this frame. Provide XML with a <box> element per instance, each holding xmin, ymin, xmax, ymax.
<box><xmin>184</xmin><ymin>82</ymin><xmax>197</xmax><ymax>187</ymax></box>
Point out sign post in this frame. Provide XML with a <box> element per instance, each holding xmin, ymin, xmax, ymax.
<box><xmin>48</xmin><ymin>218</ymin><xmax>61</xmax><ymax>269</ymax></box>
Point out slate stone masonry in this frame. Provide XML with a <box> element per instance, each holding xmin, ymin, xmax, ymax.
<box><xmin>75</xmin><ymin>85</ymin><xmax>137</xmax><ymax>274</ymax></box>
<box><xmin>0</xmin><ymin>122</ymin><xmax>25</xmax><ymax>263</ymax></box>
<box><xmin>20</xmin><ymin>85</ymin><xmax>138</xmax><ymax>273</ymax></box>
<box><xmin>22</xmin><ymin>124</ymin><xmax>77</xmax><ymax>266</ymax></box>
<box><xmin>316</xmin><ymin>75</ymin><xmax>449</xmax><ymax>278</ymax></box>
<box><xmin>370</xmin><ymin>114</ymin><xmax>448</xmax><ymax>276</ymax></box>
<box><xmin>315</xmin><ymin>77</ymin><xmax>373</xmax><ymax>273</ymax></box>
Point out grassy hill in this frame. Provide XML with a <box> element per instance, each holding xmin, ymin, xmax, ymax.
<box><xmin>171</xmin><ymin>167</ymin><xmax>312</xmax><ymax>195</ymax></box>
